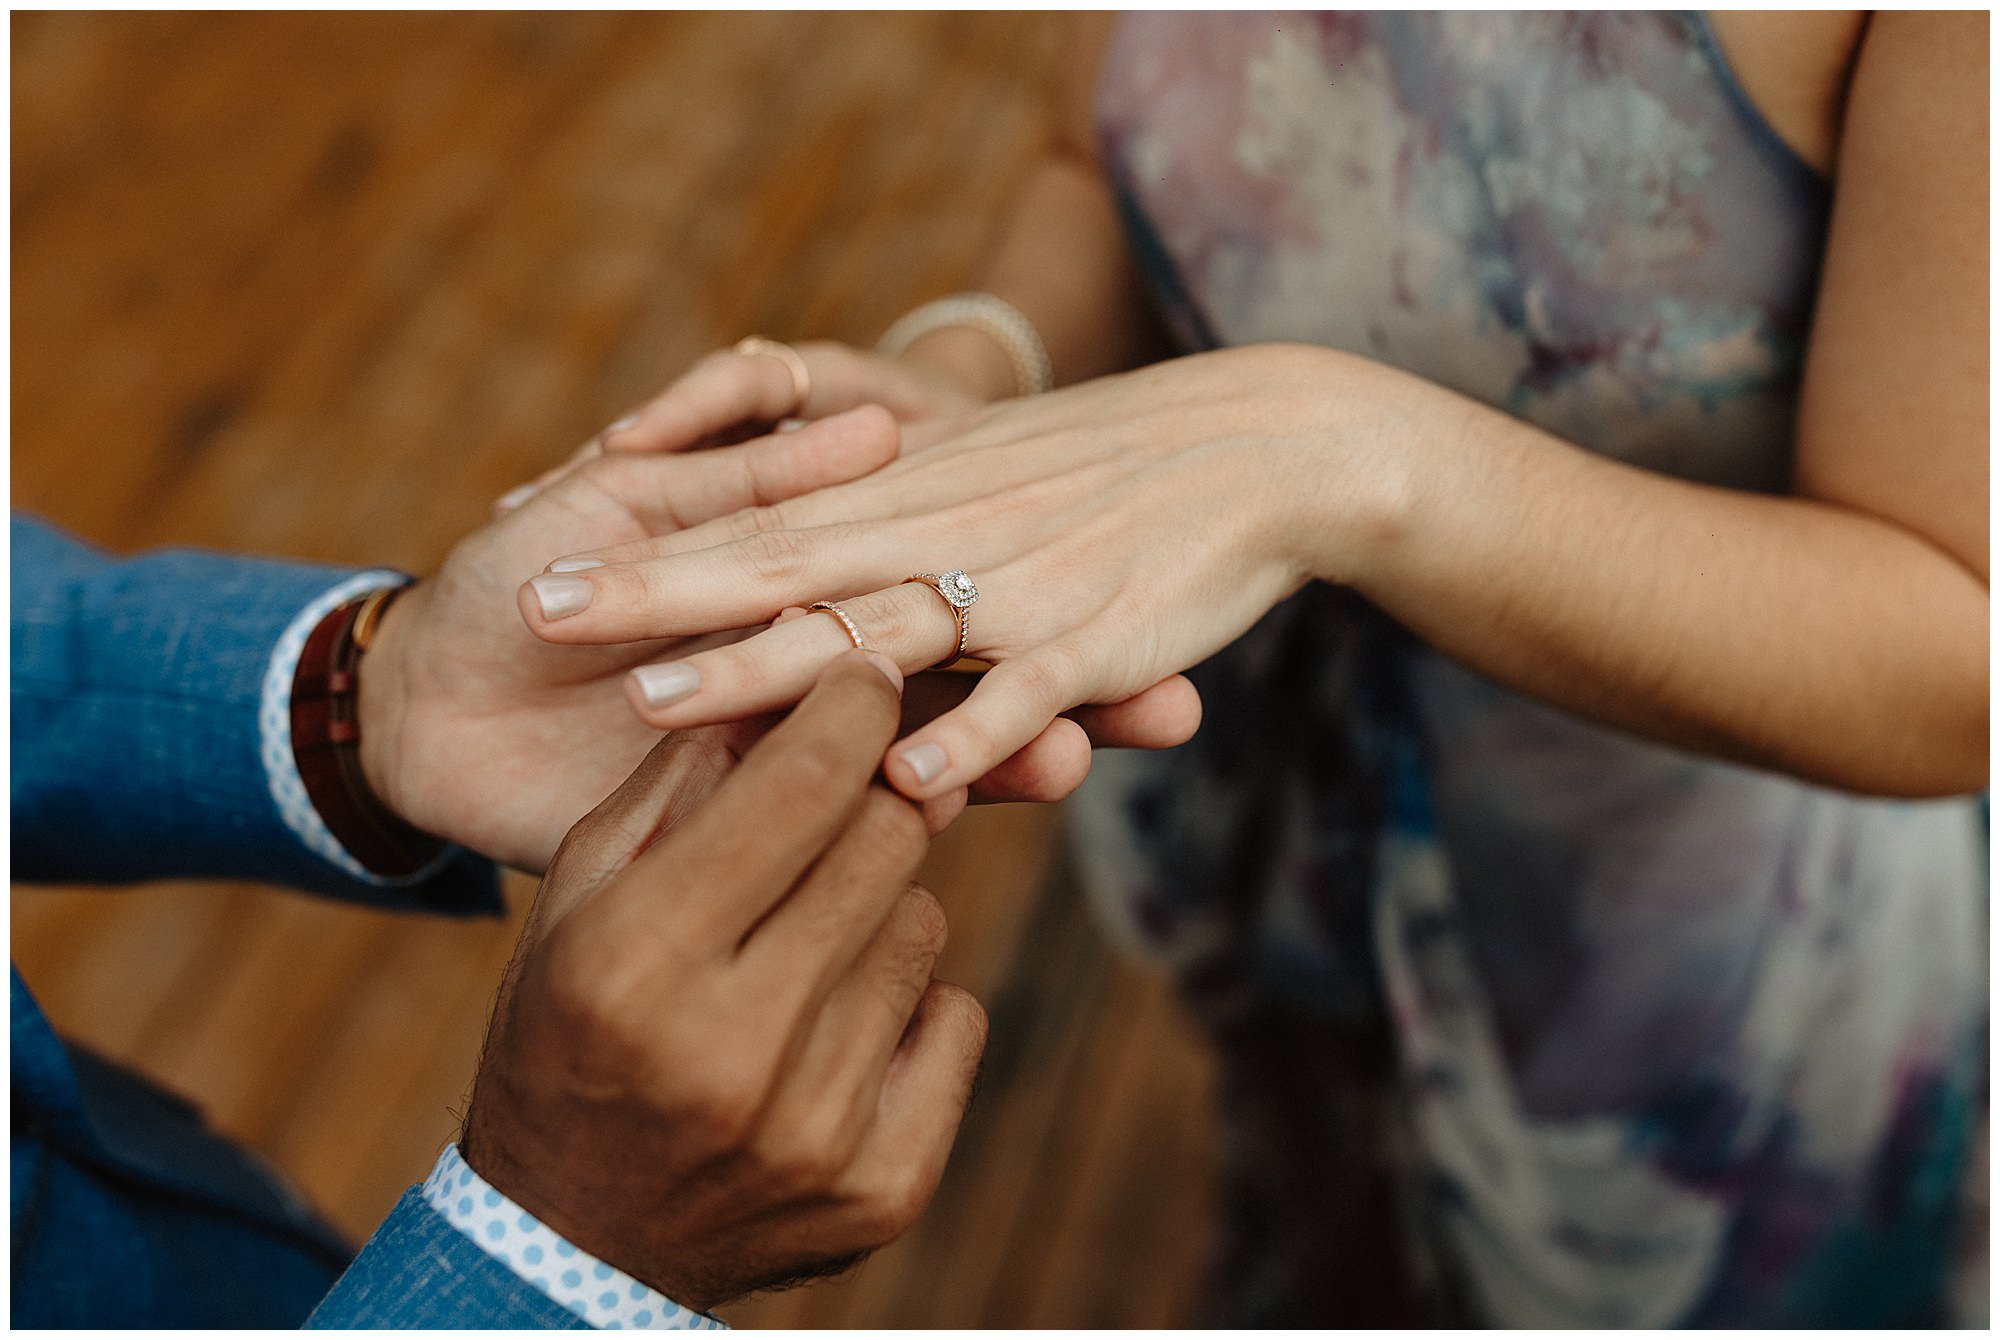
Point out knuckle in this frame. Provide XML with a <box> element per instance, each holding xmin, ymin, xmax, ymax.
<box><xmin>883</xmin><ymin>1165</ymin><xmax>933</xmax><ymax>1228</ymax></box>
<box><xmin>697</xmin><ymin>643</ymin><xmax>768</xmax><ymax>701</ymax></box>
<box><xmin>735</xmin><ymin>450</ymin><xmax>776</xmax><ymax>506</ymax></box>
<box><xmin>566</xmin><ymin>452</ymin><xmax>642</xmax><ymax>508</ymax></box>
<box><xmin>673</xmin><ymin>1051</ymin><xmax>768</xmax><ymax>1149</ymax></box>
<box><xmin>858</xmin><ymin>585</ymin><xmax>934</xmax><ymax>656</ymax></box>
<box><xmin>742</xmin><ymin>502</ymin><xmax>792</xmax><ymax>536</ymax></box>
<box><xmin>547</xmin><ymin>809</ymin><xmax>603</xmax><ymax>863</ymax></box>
<box><xmin>736</xmin><ymin>527</ymin><xmax>815</xmax><ymax>586</ymax></box>
<box><xmin>942</xmin><ymin>987</ymin><xmax>990</xmax><ymax>1074</ymax></box>
<box><xmin>684</xmin><ymin>1088</ymin><xmax>759</xmax><ymax>1151</ymax></box>
<box><xmin>1004</xmin><ymin>647</ymin><xmax>1081</xmax><ymax>712</ymax></box>
<box><xmin>848</xmin><ymin>1204</ymin><xmax>906</xmax><ymax>1249</ymax></box>
<box><xmin>755</xmin><ymin>1125</ymin><xmax>850</xmax><ymax>1196</ymax></box>
<box><xmin>717</xmin><ymin>504</ymin><xmax>777</xmax><ymax>544</ymax></box>
<box><xmin>853</xmin><ymin>790</ymin><xmax>930</xmax><ymax>870</ymax></box>
<box><xmin>848</xmin><ymin>1168</ymin><xmax>930</xmax><ymax>1245</ymax></box>
<box><xmin>931</xmin><ymin>980</ymin><xmax>988</xmax><ymax>1043</ymax></box>
<box><xmin>790</xmin><ymin>739</ymin><xmax>850</xmax><ymax>796</ymax></box>
<box><xmin>535</xmin><ymin>934</ymin><xmax>656</xmax><ymax>1073</ymax></box>
<box><xmin>894</xmin><ymin>883</ymin><xmax>950</xmax><ymax>959</ymax></box>
<box><xmin>539</xmin><ymin>931</ymin><xmax>624</xmax><ymax>1030</ymax></box>
<box><xmin>625</xmin><ymin>561</ymin><xmax>677</xmax><ymax>613</ymax></box>
<box><xmin>764</xmin><ymin>736</ymin><xmax>853</xmax><ymax>811</ymax></box>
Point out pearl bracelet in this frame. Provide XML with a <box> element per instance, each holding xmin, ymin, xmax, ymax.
<box><xmin>875</xmin><ymin>291</ymin><xmax>1054</xmax><ymax>397</ymax></box>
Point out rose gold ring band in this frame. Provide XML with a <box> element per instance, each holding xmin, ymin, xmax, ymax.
<box><xmin>903</xmin><ymin>572</ymin><xmax>976</xmax><ymax>671</ymax></box>
<box><xmin>807</xmin><ymin>601</ymin><xmax>870</xmax><ymax>652</ymax></box>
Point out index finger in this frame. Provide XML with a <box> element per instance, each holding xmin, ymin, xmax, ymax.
<box><xmin>594</xmin><ymin>651</ymin><xmax>908</xmax><ymax>950</ymax></box>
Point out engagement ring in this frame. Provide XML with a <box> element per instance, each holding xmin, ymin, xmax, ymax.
<box><xmin>904</xmin><ymin>570</ymin><xmax>978</xmax><ymax>669</ymax></box>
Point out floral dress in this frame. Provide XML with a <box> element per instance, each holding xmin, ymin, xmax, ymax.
<box><xmin>1069</xmin><ymin>12</ymin><xmax>1987</xmax><ymax>1327</ymax></box>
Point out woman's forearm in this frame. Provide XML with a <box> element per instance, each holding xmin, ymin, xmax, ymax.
<box><xmin>1316</xmin><ymin>355</ymin><xmax>1988</xmax><ymax>798</ymax></box>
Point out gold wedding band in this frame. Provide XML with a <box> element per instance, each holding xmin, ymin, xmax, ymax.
<box><xmin>734</xmin><ymin>336</ymin><xmax>812</xmax><ymax>417</ymax></box>
<box><xmin>807</xmin><ymin>601</ymin><xmax>871</xmax><ymax>652</ymax></box>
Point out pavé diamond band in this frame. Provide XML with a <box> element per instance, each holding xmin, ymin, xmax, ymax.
<box><xmin>807</xmin><ymin>600</ymin><xmax>870</xmax><ymax>652</ymax></box>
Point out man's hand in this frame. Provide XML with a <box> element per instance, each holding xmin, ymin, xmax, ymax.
<box><xmin>350</xmin><ymin>408</ymin><xmax>901</xmax><ymax>871</ymax></box>
<box><xmin>459</xmin><ymin>653</ymin><xmax>986</xmax><ymax>1311</ymax></box>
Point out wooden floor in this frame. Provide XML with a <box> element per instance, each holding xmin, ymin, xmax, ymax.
<box><xmin>10</xmin><ymin>12</ymin><xmax>1217</xmax><ymax>1327</ymax></box>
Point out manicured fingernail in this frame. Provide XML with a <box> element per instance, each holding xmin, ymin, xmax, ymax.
<box><xmin>896</xmin><ymin>742</ymin><xmax>948</xmax><ymax>786</ymax></box>
<box><xmin>862</xmin><ymin>652</ymin><xmax>904</xmax><ymax>694</ymax></box>
<box><xmin>605</xmin><ymin>413</ymin><xmax>640</xmax><ymax>434</ymax></box>
<box><xmin>630</xmin><ymin>662</ymin><xmax>701</xmax><ymax>708</ymax></box>
<box><xmin>528</xmin><ymin>574</ymin><xmax>593</xmax><ymax>620</ymax></box>
<box><xmin>495</xmin><ymin>482</ymin><xmax>539</xmax><ymax>512</ymax></box>
<box><xmin>547</xmin><ymin>556</ymin><xmax>605</xmax><ymax>573</ymax></box>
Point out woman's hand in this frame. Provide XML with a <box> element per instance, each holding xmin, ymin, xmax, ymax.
<box><xmin>513</xmin><ymin>344</ymin><xmax>1399</xmax><ymax>800</ymax></box>
<box><xmin>502</xmin><ymin>13</ymin><xmax>1983</xmax><ymax>804</ymax></box>
<box><xmin>363</xmin><ymin>405</ymin><xmax>1206</xmax><ymax>871</ymax></box>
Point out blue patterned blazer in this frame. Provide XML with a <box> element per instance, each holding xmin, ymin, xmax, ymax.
<box><xmin>11</xmin><ymin>514</ymin><xmax>584</xmax><ymax>1328</ymax></box>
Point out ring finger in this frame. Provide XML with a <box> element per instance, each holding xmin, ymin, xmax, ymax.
<box><xmin>622</xmin><ymin>578</ymin><xmax>978</xmax><ymax>730</ymax></box>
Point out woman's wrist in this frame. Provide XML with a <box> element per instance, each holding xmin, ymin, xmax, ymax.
<box><xmin>1252</xmin><ymin>343</ymin><xmax>1432</xmax><ymax>592</ymax></box>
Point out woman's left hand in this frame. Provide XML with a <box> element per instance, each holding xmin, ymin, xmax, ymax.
<box><xmin>514</xmin><ymin>344</ymin><xmax>1407</xmax><ymax>799</ymax></box>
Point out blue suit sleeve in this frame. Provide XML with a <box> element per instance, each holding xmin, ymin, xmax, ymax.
<box><xmin>10</xmin><ymin>513</ymin><xmax>498</xmax><ymax>912</ymax></box>
<box><xmin>305</xmin><ymin>1190</ymin><xmax>593</xmax><ymax>1329</ymax></box>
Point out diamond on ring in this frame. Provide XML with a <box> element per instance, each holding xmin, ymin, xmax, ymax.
<box><xmin>936</xmin><ymin>569</ymin><xmax>978</xmax><ymax>609</ymax></box>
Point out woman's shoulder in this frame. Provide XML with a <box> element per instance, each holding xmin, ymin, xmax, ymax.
<box><xmin>1703</xmin><ymin>10</ymin><xmax>1867</xmax><ymax>178</ymax></box>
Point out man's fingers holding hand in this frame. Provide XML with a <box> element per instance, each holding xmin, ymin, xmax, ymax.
<box><xmin>832</xmin><ymin>979</ymin><xmax>987</xmax><ymax>1246</ymax></box>
<box><xmin>595</xmin><ymin>405</ymin><xmax>900</xmax><ymax>535</ymax></box>
<box><xmin>743</xmin><ymin>881</ymin><xmax>950</xmax><ymax>1194</ymax></box>
<box><xmin>737</xmin><ymin>786</ymin><xmax>932</xmax><ymax>1007</ymax></box>
<box><xmin>583</xmin><ymin>652</ymin><xmax>905</xmax><ymax>952</ymax></box>
<box><xmin>601</xmin><ymin>343</ymin><xmax>819</xmax><ymax>456</ymax></box>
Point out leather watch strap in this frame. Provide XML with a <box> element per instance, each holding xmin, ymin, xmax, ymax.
<box><xmin>290</xmin><ymin>584</ymin><xmax>447</xmax><ymax>879</ymax></box>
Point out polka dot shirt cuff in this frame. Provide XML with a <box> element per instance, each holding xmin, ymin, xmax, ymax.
<box><xmin>421</xmin><ymin>1144</ymin><xmax>726</xmax><ymax>1330</ymax></box>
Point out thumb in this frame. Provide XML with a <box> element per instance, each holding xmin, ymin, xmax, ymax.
<box><xmin>529</xmin><ymin>726</ymin><xmax>735</xmax><ymax>935</ymax></box>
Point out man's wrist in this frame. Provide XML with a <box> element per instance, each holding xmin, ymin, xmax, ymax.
<box><xmin>290</xmin><ymin>580</ymin><xmax>448</xmax><ymax>879</ymax></box>
<box><xmin>421</xmin><ymin>1144</ymin><xmax>724</xmax><ymax>1330</ymax></box>
<box><xmin>460</xmin><ymin>1111</ymin><xmax>710</xmax><ymax>1314</ymax></box>
<box><xmin>894</xmin><ymin>326</ymin><xmax>1019</xmax><ymax>405</ymax></box>
<box><xmin>354</xmin><ymin>577</ymin><xmax>417</xmax><ymax>825</ymax></box>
